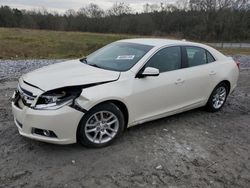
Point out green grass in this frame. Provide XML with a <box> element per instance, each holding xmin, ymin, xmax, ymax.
<box><xmin>0</xmin><ymin>27</ymin><xmax>249</xmax><ymax>59</ymax></box>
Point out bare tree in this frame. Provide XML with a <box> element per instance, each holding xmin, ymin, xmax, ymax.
<box><xmin>65</xmin><ymin>9</ymin><xmax>76</xmax><ymax>17</ymax></box>
<box><xmin>232</xmin><ymin>0</ymin><xmax>250</xmax><ymax>10</ymax></box>
<box><xmin>143</xmin><ymin>3</ymin><xmax>160</xmax><ymax>13</ymax></box>
<box><xmin>78</xmin><ymin>3</ymin><xmax>104</xmax><ymax>18</ymax></box>
<box><xmin>0</xmin><ymin>2</ymin><xmax>249</xmax><ymax>41</ymax></box>
<box><xmin>176</xmin><ymin>0</ymin><xmax>190</xmax><ymax>10</ymax></box>
<box><xmin>143</xmin><ymin>3</ymin><xmax>150</xmax><ymax>13</ymax></box>
<box><xmin>107</xmin><ymin>2</ymin><xmax>132</xmax><ymax>16</ymax></box>
<box><xmin>189</xmin><ymin>0</ymin><xmax>249</xmax><ymax>11</ymax></box>
<box><xmin>189</xmin><ymin>0</ymin><xmax>214</xmax><ymax>11</ymax></box>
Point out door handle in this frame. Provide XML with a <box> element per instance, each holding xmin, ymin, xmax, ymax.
<box><xmin>209</xmin><ymin>71</ymin><xmax>216</xmax><ymax>75</ymax></box>
<box><xmin>175</xmin><ymin>78</ymin><xmax>184</xmax><ymax>85</ymax></box>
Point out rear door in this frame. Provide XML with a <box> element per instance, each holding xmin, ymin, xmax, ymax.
<box><xmin>179</xmin><ymin>46</ymin><xmax>217</xmax><ymax>107</ymax></box>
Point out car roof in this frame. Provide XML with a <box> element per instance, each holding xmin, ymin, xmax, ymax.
<box><xmin>119</xmin><ymin>38</ymin><xmax>195</xmax><ymax>47</ymax></box>
<box><xmin>118</xmin><ymin>38</ymin><xmax>226</xmax><ymax>60</ymax></box>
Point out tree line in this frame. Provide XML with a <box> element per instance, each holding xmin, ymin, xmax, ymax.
<box><xmin>0</xmin><ymin>1</ymin><xmax>249</xmax><ymax>42</ymax></box>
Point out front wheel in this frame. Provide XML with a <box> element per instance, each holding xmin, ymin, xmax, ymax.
<box><xmin>206</xmin><ymin>83</ymin><xmax>229</xmax><ymax>112</ymax></box>
<box><xmin>77</xmin><ymin>103</ymin><xmax>125</xmax><ymax>148</ymax></box>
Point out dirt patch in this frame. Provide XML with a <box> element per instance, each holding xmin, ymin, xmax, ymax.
<box><xmin>0</xmin><ymin>59</ymin><xmax>250</xmax><ymax>187</ymax></box>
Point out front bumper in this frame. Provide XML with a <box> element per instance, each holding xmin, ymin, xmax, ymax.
<box><xmin>12</xmin><ymin>101</ymin><xmax>84</xmax><ymax>144</ymax></box>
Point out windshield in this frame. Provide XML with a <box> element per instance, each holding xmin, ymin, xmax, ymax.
<box><xmin>84</xmin><ymin>42</ymin><xmax>153</xmax><ymax>71</ymax></box>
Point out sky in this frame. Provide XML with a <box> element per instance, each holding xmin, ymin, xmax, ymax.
<box><xmin>0</xmin><ymin>0</ymin><xmax>177</xmax><ymax>13</ymax></box>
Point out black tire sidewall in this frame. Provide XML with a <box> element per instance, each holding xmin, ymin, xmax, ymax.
<box><xmin>77</xmin><ymin>102</ymin><xmax>125</xmax><ymax>148</ymax></box>
<box><xmin>206</xmin><ymin>83</ymin><xmax>229</xmax><ymax>112</ymax></box>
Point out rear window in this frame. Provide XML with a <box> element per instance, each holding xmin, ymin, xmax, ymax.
<box><xmin>186</xmin><ymin>46</ymin><xmax>215</xmax><ymax>67</ymax></box>
<box><xmin>206</xmin><ymin>51</ymin><xmax>215</xmax><ymax>63</ymax></box>
<box><xmin>186</xmin><ymin>47</ymin><xmax>207</xmax><ymax>67</ymax></box>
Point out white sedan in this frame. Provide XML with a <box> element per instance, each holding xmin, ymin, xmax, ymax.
<box><xmin>11</xmin><ymin>39</ymin><xmax>239</xmax><ymax>147</ymax></box>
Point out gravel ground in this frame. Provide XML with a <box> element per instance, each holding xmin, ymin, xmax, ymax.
<box><xmin>0</xmin><ymin>56</ymin><xmax>250</xmax><ymax>188</ymax></box>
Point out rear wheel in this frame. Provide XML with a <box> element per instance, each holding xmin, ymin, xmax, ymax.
<box><xmin>206</xmin><ymin>83</ymin><xmax>229</xmax><ymax>112</ymax></box>
<box><xmin>77</xmin><ymin>103</ymin><xmax>125</xmax><ymax>148</ymax></box>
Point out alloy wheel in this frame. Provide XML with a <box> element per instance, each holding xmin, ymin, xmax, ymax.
<box><xmin>84</xmin><ymin>111</ymin><xmax>119</xmax><ymax>144</ymax></box>
<box><xmin>212</xmin><ymin>86</ymin><xmax>227</xmax><ymax>109</ymax></box>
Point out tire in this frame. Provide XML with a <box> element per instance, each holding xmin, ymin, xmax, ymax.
<box><xmin>77</xmin><ymin>102</ymin><xmax>125</xmax><ymax>148</ymax></box>
<box><xmin>206</xmin><ymin>82</ymin><xmax>229</xmax><ymax>112</ymax></box>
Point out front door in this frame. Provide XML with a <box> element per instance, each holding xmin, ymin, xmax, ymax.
<box><xmin>126</xmin><ymin>46</ymin><xmax>187</xmax><ymax>123</ymax></box>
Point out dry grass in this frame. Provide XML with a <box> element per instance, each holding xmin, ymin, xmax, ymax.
<box><xmin>215</xmin><ymin>47</ymin><xmax>250</xmax><ymax>56</ymax></box>
<box><xmin>0</xmin><ymin>27</ymin><xmax>249</xmax><ymax>59</ymax></box>
<box><xmin>0</xmin><ymin>28</ymin><xmax>136</xmax><ymax>59</ymax></box>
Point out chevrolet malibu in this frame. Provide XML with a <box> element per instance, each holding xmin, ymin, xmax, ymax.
<box><xmin>11</xmin><ymin>39</ymin><xmax>239</xmax><ymax>147</ymax></box>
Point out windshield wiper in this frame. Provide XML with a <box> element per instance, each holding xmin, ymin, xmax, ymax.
<box><xmin>80</xmin><ymin>56</ymin><xmax>88</xmax><ymax>64</ymax></box>
<box><xmin>80</xmin><ymin>57</ymin><xmax>103</xmax><ymax>69</ymax></box>
<box><xmin>88</xmin><ymin>64</ymin><xmax>102</xmax><ymax>69</ymax></box>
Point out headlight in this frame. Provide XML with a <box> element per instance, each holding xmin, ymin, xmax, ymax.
<box><xmin>34</xmin><ymin>88</ymin><xmax>82</xmax><ymax>110</ymax></box>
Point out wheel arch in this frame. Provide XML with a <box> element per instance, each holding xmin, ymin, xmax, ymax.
<box><xmin>205</xmin><ymin>80</ymin><xmax>231</xmax><ymax>112</ymax></box>
<box><xmin>219</xmin><ymin>80</ymin><xmax>231</xmax><ymax>93</ymax></box>
<box><xmin>207</xmin><ymin>79</ymin><xmax>231</xmax><ymax>104</ymax></box>
<box><xmin>83</xmin><ymin>99</ymin><xmax>129</xmax><ymax>129</ymax></box>
<box><xmin>99</xmin><ymin>100</ymin><xmax>129</xmax><ymax>128</ymax></box>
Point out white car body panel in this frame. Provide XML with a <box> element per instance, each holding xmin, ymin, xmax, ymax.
<box><xmin>12</xmin><ymin>102</ymin><xmax>83</xmax><ymax>144</ymax></box>
<box><xmin>22</xmin><ymin>59</ymin><xmax>120</xmax><ymax>91</ymax></box>
<box><xmin>11</xmin><ymin>38</ymin><xmax>239</xmax><ymax>144</ymax></box>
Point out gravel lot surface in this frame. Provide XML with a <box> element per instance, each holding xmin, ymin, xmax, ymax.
<box><xmin>0</xmin><ymin>56</ymin><xmax>250</xmax><ymax>187</ymax></box>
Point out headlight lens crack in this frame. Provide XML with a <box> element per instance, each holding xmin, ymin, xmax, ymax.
<box><xmin>34</xmin><ymin>88</ymin><xmax>82</xmax><ymax>110</ymax></box>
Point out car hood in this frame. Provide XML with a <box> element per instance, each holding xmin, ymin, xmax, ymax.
<box><xmin>22</xmin><ymin>59</ymin><xmax>120</xmax><ymax>91</ymax></box>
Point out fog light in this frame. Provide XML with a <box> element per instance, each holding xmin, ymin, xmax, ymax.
<box><xmin>43</xmin><ymin>130</ymin><xmax>50</xmax><ymax>137</ymax></box>
<box><xmin>32</xmin><ymin>128</ymin><xmax>57</xmax><ymax>138</ymax></box>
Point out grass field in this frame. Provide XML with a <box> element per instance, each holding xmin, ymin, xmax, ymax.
<box><xmin>0</xmin><ymin>27</ymin><xmax>249</xmax><ymax>59</ymax></box>
<box><xmin>217</xmin><ymin>48</ymin><xmax>250</xmax><ymax>56</ymax></box>
<box><xmin>0</xmin><ymin>28</ymin><xmax>137</xmax><ymax>59</ymax></box>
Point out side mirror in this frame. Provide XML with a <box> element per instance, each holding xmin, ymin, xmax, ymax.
<box><xmin>139</xmin><ymin>67</ymin><xmax>160</xmax><ymax>78</ymax></box>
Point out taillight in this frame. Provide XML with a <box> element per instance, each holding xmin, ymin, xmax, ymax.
<box><xmin>235</xmin><ymin>60</ymin><xmax>240</xmax><ymax>69</ymax></box>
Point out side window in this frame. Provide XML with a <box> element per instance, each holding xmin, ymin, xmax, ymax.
<box><xmin>186</xmin><ymin>46</ymin><xmax>207</xmax><ymax>67</ymax></box>
<box><xmin>146</xmin><ymin>46</ymin><xmax>181</xmax><ymax>73</ymax></box>
<box><xmin>206</xmin><ymin>51</ymin><xmax>215</xmax><ymax>63</ymax></box>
